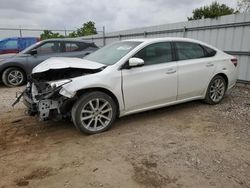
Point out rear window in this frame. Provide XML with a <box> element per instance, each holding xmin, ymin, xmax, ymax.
<box><xmin>202</xmin><ymin>45</ymin><xmax>217</xmax><ymax>57</ymax></box>
<box><xmin>65</xmin><ymin>42</ymin><xmax>97</xmax><ymax>52</ymax></box>
<box><xmin>175</xmin><ymin>42</ymin><xmax>205</xmax><ymax>61</ymax></box>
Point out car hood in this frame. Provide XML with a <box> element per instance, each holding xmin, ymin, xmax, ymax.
<box><xmin>32</xmin><ymin>57</ymin><xmax>105</xmax><ymax>74</ymax></box>
<box><xmin>0</xmin><ymin>53</ymin><xmax>28</xmax><ymax>61</ymax></box>
<box><xmin>0</xmin><ymin>53</ymin><xmax>17</xmax><ymax>61</ymax></box>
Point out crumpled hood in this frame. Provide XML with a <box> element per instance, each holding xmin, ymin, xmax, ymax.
<box><xmin>32</xmin><ymin>57</ymin><xmax>105</xmax><ymax>74</ymax></box>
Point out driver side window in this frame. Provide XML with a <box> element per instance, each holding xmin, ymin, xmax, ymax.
<box><xmin>36</xmin><ymin>42</ymin><xmax>62</xmax><ymax>55</ymax></box>
<box><xmin>134</xmin><ymin>42</ymin><xmax>173</xmax><ymax>65</ymax></box>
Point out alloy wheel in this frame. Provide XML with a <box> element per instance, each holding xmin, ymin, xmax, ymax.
<box><xmin>80</xmin><ymin>98</ymin><xmax>113</xmax><ymax>132</ymax></box>
<box><xmin>7</xmin><ymin>70</ymin><xmax>24</xmax><ymax>86</ymax></box>
<box><xmin>209</xmin><ymin>78</ymin><xmax>226</xmax><ymax>103</ymax></box>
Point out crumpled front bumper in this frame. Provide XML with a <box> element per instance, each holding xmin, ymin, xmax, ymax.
<box><xmin>22</xmin><ymin>86</ymin><xmax>62</xmax><ymax>121</ymax></box>
<box><xmin>17</xmin><ymin>79</ymin><xmax>75</xmax><ymax>121</ymax></box>
<box><xmin>22</xmin><ymin>90</ymin><xmax>38</xmax><ymax>116</ymax></box>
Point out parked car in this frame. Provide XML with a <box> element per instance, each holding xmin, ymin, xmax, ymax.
<box><xmin>19</xmin><ymin>37</ymin><xmax>238</xmax><ymax>134</ymax></box>
<box><xmin>0</xmin><ymin>39</ymin><xmax>98</xmax><ymax>87</ymax></box>
<box><xmin>0</xmin><ymin>37</ymin><xmax>39</xmax><ymax>55</ymax></box>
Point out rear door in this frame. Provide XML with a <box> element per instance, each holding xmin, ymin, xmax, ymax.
<box><xmin>174</xmin><ymin>42</ymin><xmax>216</xmax><ymax>100</ymax></box>
<box><xmin>122</xmin><ymin>42</ymin><xmax>178</xmax><ymax>112</ymax></box>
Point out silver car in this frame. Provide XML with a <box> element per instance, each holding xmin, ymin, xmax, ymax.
<box><xmin>0</xmin><ymin>39</ymin><xmax>98</xmax><ymax>87</ymax></box>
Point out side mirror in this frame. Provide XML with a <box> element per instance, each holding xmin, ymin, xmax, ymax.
<box><xmin>30</xmin><ymin>49</ymin><xmax>38</xmax><ymax>56</ymax></box>
<box><xmin>128</xmin><ymin>58</ymin><xmax>144</xmax><ymax>67</ymax></box>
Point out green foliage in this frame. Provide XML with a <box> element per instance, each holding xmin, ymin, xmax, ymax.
<box><xmin>237</xmin><ymin>0</ymin><xmax>250</xmax><ymax>12</ymax></box>
<box><xmin>188</xmin><ymin>1</ymin><xmax>237</xmax><ymax>20</ymax></box>
<box><xmin>40</xmin><ymin>21</ymin><xmax>98</xmax><ymax>40</ymax></box>
<box><xmin>40</xmin><ymin>30</ymin><xmax>64</xmax><ymax>40</ymax></box>
<box><xmin>69</xmin><ymin>21</ymin><xmax>97</xmax><ymax>37</ymax></box>
<box><xmin>68</xmin><ymin>31</ymin><xmax>78</xmax><ymax>38</ymax></box>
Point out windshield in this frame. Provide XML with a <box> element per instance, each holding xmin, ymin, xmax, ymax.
<box><xmin>84</xmin><ymin>41</ymin><xmax>141</xmax><ymax>65</ymax></box>
<box><xmin>21</xmin><ymin>41</ymin><xmax>42</xmax><ymax>54</ymax></box>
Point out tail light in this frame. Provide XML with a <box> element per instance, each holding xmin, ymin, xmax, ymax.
<box><xmin>231</xmin><ymin>58</ymin><xmax>238</xmax><ymax>67</ymax></box>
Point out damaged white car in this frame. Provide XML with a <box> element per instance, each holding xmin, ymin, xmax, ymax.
<box><xmin>16</xmin><ymin>38</ymin><xmax>238</xmax><ymax>134</ymax></box>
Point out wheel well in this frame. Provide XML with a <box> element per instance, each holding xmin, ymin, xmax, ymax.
<box><xmin>216</xmin><ymin>73</ymin><xmax>229</xmax><ymax>89</ymax></box>
<box><xmin>76</xmin><ymin>87</ymin><xmax>120</xmax><ymax>117</ymax></box>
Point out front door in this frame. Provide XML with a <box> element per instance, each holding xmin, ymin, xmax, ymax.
<box><xmin>122</xmin><ymin>42</ymin><xmax>178</xmax><ymax>113</ymax></box>
<box><xmin>27</xmin><ymin>41</ymin><xmax>63</xmax><ymax>73</ymax></box>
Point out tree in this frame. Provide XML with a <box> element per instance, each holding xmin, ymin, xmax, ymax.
<box><xmin>40</xmin><ymin>21</ymin><xmax>98</xmax><ymax>40</ymax></box>
<box><xmin>188</xmin><ymin>1</ymin><xmax>237</xmax><ymax>20</ymax></box>
<box><xmin>40</xmin><ymin>30</ymin><xmax>64</xmax><ymax>40</ymax></box>
<box><xmin>68</xmin><ymin>31</ymin><xmax>78</xmax><ymax>38</ymax></box>
<box><xmin>237</xmin><ymin>0</ymin><xmax>250</xmax><ymax>12</ymax></box>
<box><xmin>69</xmin><ymin>21</ymin><xmax>97</xmax><ymax>37</ymax></box>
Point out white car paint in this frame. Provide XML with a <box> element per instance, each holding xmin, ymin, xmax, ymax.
<box><xmin>32</xmin><ymin>57</ymin><xmax>105</xmax><ymax>74</ymax></box>
<box><xmin>34</xmin><ymin>37</ymin><xmax>238</xmax><ymax>117</ymax></box>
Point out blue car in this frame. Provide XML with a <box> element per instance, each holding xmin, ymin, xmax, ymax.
<box><xmin>0</xmin><ymin>37</ymin><xmax>39</xmax><ymax>55</ymax></box>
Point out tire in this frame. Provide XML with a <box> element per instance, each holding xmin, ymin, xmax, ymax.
<box><xmin>71</xmin><ymin>91</ymin><xmax>117</xmax><ymax>134</ymax></box>
<box><xmin>2</xmin><ymin>67</ymin><xmax>26</xmax><ymax>87</ymax></box>
<box><xmin>204</xmin><ymin>75</ymin><xmax>227</xmax><ymax>105</ymax></box>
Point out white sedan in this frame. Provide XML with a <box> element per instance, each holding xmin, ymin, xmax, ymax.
<box><xmin>20</xmin><ymin>37</ymin><xmax>238</xmax><ymax>134</ymax></box>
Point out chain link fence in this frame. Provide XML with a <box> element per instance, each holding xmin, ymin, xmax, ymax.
<box><xmin>0</xmin><ymin>28</ymin><xmax>75</xmax><ymax>39</ymax></box>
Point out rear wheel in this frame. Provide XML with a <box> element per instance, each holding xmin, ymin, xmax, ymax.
<box><xmin>71</xmin><ymin>91</ymin><xmax>117</xmax><ymax>134</ymax></box>
<box><xmin>204</xmin><ymin>75</ymin><xmax>227</xmax><ymax>104</ymax></box>
<box><xmin>2</xmin><ymin>67</ymin><xmax>26</xmax><ymax>87</ymax></box>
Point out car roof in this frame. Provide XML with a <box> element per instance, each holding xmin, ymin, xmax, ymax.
<box><xmin>42</xmin><ymin>38</ymin><xmax>94</xmax><ymax>43</ymax></box>
<box><xmin>124</xmin><ymin>37</ymin><xmax>218</xmax><ymax>50</ymax></box>
<box><xmin>0</xmin><ymin>37</ymin><xmax>38</xmax><ymax>40</ymax></box>
<box><xmin>124</xmin><ymin>37</ymin><xmax>203</xmax><ymax>44</ymax></box>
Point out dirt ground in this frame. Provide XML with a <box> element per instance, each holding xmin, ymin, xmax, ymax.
<box><xmin>0</xmin><ymin>84</ymin><xmax>249</xmax><ymax>188</ymax></box>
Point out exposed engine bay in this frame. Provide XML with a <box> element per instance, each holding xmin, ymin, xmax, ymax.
<box><xmin>31</xmin><ymin>68</ymin><xmax>100</xmax><ymax>82</ymax></box>
<box><xmin>14</xmin><ymin>66</ymin><xmax>105</xmax><ymax>121</ymax></box>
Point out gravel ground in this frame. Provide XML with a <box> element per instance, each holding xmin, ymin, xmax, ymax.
<box><xmin>0</xmin><ymin>85</ymin><xmax>24</xmax><ymax>113</ymax></box>
<box><xmin>0</xmin><ymin>83</ymin><xmax>249</xmax><ymax>188</ymax></box>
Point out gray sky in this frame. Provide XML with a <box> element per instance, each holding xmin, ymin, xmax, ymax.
<box><xmin>0</xmin><ymin>0</ymin><xmax>237</xmax><ymax>38</ymax></box>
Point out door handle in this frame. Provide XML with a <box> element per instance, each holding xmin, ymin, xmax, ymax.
<box><xmin>166</xmin><ymin>69</ymin><xmax>177</xmax><ymax>74</ymax></box>
<box><xmin>206</xmin><ymin>63</ymin><xmax>214</xmax><ymax>67</ymax></box>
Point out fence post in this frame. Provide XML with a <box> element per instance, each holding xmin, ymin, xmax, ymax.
<box><xmin>19</xmin><ymin>27</ymin><xmax>22</xmax><ymax>37</ymax></box>
<box><xmin>102</xmin><ymin>26</ymin><xmax>106</xmax><ymax>46</ymax></box>
<box><xmin>183</xmin><ymin>26</ymin><xmax>187</xmax><ymax>38</ymax></box>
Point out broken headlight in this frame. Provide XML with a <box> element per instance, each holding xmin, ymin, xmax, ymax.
<box><xmin>35</xmin><ymin>79</ymin><xmax>72</xmax><ymax>100</ymax></box>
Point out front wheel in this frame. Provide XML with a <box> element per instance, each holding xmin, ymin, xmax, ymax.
<box><xmin>71</xmin><ymin>91</ymin><xmax>117</xmax><ymax>134</ymax></box>
<box><xmin>204</xmin><ymin>75</ymin><xmax>227</xmax><ymax>105</ymax></box>
<box><xmin>2</xmin><ymin>67</ymin><xmax>26</xmax><ymax>87</ymax></box>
